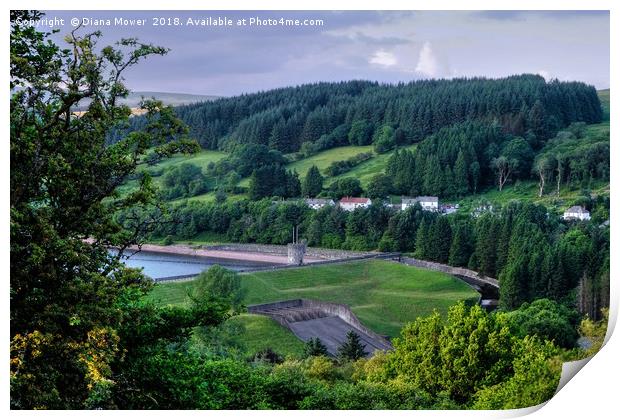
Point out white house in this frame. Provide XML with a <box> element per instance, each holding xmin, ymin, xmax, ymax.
<box><xmin>305</xmin><ymin>198</ymin><xmax>335</xmax><ymax>210</ymax></box>
<box><xmin>339</xmin><ymin>197</ymin><xmax>371</xmax><ymax>211</ymax></box>
<box><xmin>401</xmin><ymin>196</ymin><xmax>439</xmax><ymax>212</ymax></box>
<box><xmin>563</xmin><ymin>206</ymin><xmax>591</xmax><ymax>221</ymax></box>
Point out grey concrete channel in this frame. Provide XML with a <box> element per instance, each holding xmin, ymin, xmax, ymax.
<box><xmin>248</xmin><ymin>299</ymin><xmax>393</xmax><ymax>357</ymax></box>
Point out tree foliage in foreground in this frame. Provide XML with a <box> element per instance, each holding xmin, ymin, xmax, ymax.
<box><xmin>385</xmin><ymin>302</ymin><xmax>562</xmax><ymax>407</ymax></box>
<box><xmin>10</xmin><ymin>11</ymin><xmax>224</xmax><ymax>408</ymax></box>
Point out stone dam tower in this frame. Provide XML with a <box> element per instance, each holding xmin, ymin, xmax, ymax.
<box><xmin>287</xmin><ymin>225</ymin><xmax>306</xmax><ymax>266</ymax></box>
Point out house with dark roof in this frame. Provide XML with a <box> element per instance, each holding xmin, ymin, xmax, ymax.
<box><xmin>401</xmin><ymin>196</ymin><xmax>439</xmax><ymax>212</ymax></box>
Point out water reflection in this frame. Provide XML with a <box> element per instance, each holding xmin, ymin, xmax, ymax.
<box><xmin>113</xmin><ymin>249</ymin><xmax>278</xmax><ymax>280</ymax></box>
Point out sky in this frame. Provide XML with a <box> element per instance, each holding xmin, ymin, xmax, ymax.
<box><xmin>39</xmin><ymin>10</ymin><xmax>610</xmax><ymax>96</ymax></box>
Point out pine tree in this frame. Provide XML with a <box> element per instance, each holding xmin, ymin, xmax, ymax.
<box><xmin>304</xmin><ymin>337</ymin><xmax>328</xmax><ymax>358</ymax></box>
<box><xmin>268</xmin><ymin>118</ymin><xmax>289</xmax><ymax>151</ymax></box>
<box><xmin>454</xmin><ymin>150</ymin><xmax>469</xmax><ymax>196</ymax></box>
<box><xmin>449</xmin><ymin>223</ymin><xmax>473</xmax><ymax>267</ymax></box>
<box><xmin>414</xmin><ymin>218</ymin><xmax>430</xmax><ymax>259</ymax></box>
<box><xmin>337</xmin><ymin>330</ymin><xmax>368</xmax><ymax>361</ymax></box>
<box><xmin>442</xmin><ymin>165</ymin><xmax>456</xmax><ymax>198</ymax></box>
<box><xmin>469</xmin><ymin>160</ymin><xmax>481</xmax><ymax>193</ymax></box>
<box><xmin>495</xmin><ymin>218</ymin><xmax>513</xmax><ymax>272</ymax></box>
<box><xmin>302</xmin><ymin>165</ymin><xmax>323</xmax><ymax>197</ymax></box>
<box><xmin>475</xmin><ymin>215</ymin><xmax>500</xmax><ymax>277</ymax></box>
<box><xmin>528</xmin><ymin>100</ymin><xmax>549</xmax><ymax>141</ymax></box>
<box><xmin>499</xmin><ymin>255</ymin><xmax>529</xmax><ymax>310</ymax></box>
<box><xmin>423</xmin><ymin>154</ymin><xmax>443</xmax><ymax>195</ymax></box>
<box><xmin>285</xmin><ymin>170</ymin><xmax>301</xmax><ymax>198</ymax></box>
<box><xmin>431</xmin><ymin>217</ymin><xmax>452</xmax><ymax>263</ymax></box>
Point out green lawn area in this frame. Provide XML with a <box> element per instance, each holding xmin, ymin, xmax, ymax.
<box><xmin>169</xmin><ymin>191</ymin><xmax>246</xmax><ymax>205</ymax></box>
<box><xmin>330</xmin><ymin>144</ymin><xmax>416</xmax><ymax>188</ymax></box>
<box><xmin>237</xmin><ymin>145</ymin><xmax>375</xmax><ymax>188</ymax></box>
<box><xmin>286</xmin><ymin>145</ymin><xmax>374</xmax><ymax>178</ymax></box>
<box><xmin>149</xmin><ymin>259</ymin><xmax>479</xmax><ymax>339</ymax></box>
<box><xmin>116</xmin><ymin>150</ymin><xmax>228</xmax><ymax>196</ymax></box>
<box><xmin>147</xmin><ymin>149</ymin><xmax>228</xmax><ymax>174</ymax></box>
<box><xmin>220</xmin><ymin>313</ymin><xmax>306</xmax><ymax>358</ymax></box>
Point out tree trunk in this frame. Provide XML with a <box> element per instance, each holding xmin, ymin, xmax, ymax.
<box><xmin>538</xmin><ymin>170</ymin><xmax>545</xmax><ymax>197</ymax></box>
<box><xmin>556</xmin><ymin>161</ymin><xmax>563</xmax><ymax>197</ymax></box>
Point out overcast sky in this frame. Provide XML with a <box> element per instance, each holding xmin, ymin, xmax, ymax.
<box><xmin>41</xmin><ymin>10</ymin><xmax>610</xmax><ymax>96</ymax></box>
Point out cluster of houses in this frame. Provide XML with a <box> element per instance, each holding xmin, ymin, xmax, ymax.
<box><xmin>303</xmin><ymin>196</ymin><xmax>458</xmax><ymax>214</ymax></box>
<box><xmin>304</xmin><ymin>197</ymin><xmax>372</xmax><ymax>212</ymax></box>
<box><xmin>304</xmin><ymin>198</ymin><xmax>593</xmax><ymax>222</ymax></box>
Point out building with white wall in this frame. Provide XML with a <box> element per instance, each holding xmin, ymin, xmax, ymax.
<box><xmin>563</xmin><ymin>206</ymin><xmax>591</xmax><ymax>221</ymax></box>
<box><xmin>401</xmin><ymin>196</ymin><xmax>439</xmax><ymax>212</ymax></box>
<box><xmin>339</xmin><ymin>197</ymin><xmax>371</xmax><ymax>211</ymax></box>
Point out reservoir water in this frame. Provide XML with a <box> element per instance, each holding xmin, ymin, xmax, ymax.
<box><xmin>114</xmin><ymin>250</ymin><xmax>279</xmax><ymax>280</ymax></box>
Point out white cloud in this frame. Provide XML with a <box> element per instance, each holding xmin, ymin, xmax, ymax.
<box><xmin>369</xmin><ymin>49</ymin><xmax>397</xmax><ymax>67</ymax></box>
<box><xmin>415</xmin><ymin>42</ymin><xmax>439</xmax><ymax>77</ymax></box>
<box><xmin>537</xmin><ymin>69</ymin><xmax>551</xmax><ymax>80</ymax></box>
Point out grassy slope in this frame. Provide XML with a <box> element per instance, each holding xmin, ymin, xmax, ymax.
<box><xmin>150</xmin><ymin>259</ymin><xmax>479</xmax><ymax>338</ymax></box>
<box><xmin>148</xmin><ymin>149</ymin><xmax>228</xmax><ymax>174</ymax></box>
<box><xmin>330</xmin><ymin>144</ymin><xmax>417</xmax><ymax>188</ymax></box>
<box><xmin>287</xmin><ymin>145</ymin><xmax>374</xmax><ymax>177</ymax></box>
<box><xmin>457</xmin><ymin>180</ymin><xmax>609</xmax><ymax>215</ymax></box>
<box><xmin>116</xmin><ymin>150</ymin><xmax>228</xmax><ymax>197</ymax></box>
<box><xmin>223</xmin><ymin>313</ymin><xmax>306</xmax><ymax>358</ymax></box>
<box><xmin>237</xmin><ymin>145</ymin><xmax>375</xmax><ymax>188</ymax></box>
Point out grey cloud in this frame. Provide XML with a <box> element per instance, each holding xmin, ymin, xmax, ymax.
<box><xmin>38</xmin><ymin>10</ymin><xmax>609</xmax><ymax>95</ymax></box>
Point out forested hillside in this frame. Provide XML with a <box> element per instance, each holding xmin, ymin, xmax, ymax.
<box><xmin>167</xmin><ymin>75</ymin><xmax>601</xmax><ymax>153</ymax></box>
<box><xmin>117</xmin><ymin>76</ymin><xmax>605</xmax><ymax>204</ymax></box>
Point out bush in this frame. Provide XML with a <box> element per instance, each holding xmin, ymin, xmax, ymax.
<box><xmin>500</xmin><ymin>299</ymin><xmax>581</xmax><ymax>348</ymax></box>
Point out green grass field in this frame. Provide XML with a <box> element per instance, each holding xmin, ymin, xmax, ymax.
<box><xmin>220</xmin><ymin>313</ymin><xmax>306</xmax><ymax>358</ymax></box>
<box><xmin>287</xmin><ymin>145</ymin><xmax>374</xmax><ymax>178</ymax></box>
<box><xmin>236</xmin><ymin>145</ymin><xmax>375</xmax><ymax>188</ymax></box>
<box><xmin>169</xmin><ymin>191</ymin><xmax>246</xmax><ymax>205</ymax></box>
<box><xmin>330</xmin><ymin>144</ymin><xmax>416</xmax><ymax>188</ymax></box>
<box><xmin>149</xmin><ymin>259</ymin><xmax>480</xmax><ymax>338</ymax></box>
<box><xmin>116</xmin><ymin>149</ymin><xmax>228</xmax><ymax>196</ymax></box>
<box><xmin>147</xmin><ymin>149</ymin><xmax>228</xmax><ymax>174</ymax></box>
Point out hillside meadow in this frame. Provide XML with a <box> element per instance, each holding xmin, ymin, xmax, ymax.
<box><xmin>149</xmin><ymin>259</ymin><xmax>480</xmax><ymax>354</ymax></box>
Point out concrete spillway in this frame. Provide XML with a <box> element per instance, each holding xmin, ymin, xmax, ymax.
<box><xmin>248</xmin><ymin>299</ymin><xmax>392</xmax><ymax>357</ymax></box>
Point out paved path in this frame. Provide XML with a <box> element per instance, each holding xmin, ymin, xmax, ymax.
<box><xmin>399</xmin><ymin>256</ymin><xmax>499</xmax><ymax>289</ymax></box>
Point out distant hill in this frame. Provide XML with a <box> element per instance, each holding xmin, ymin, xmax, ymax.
<box><xmin>75</xmin><ymin>91</ymin><xmax>219</xmax><ymax>112</ymax></box>
<box><xmin>119</xmin><ymin>91</ymin><xmax>220</xmax><ymax>108</ymax></box>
